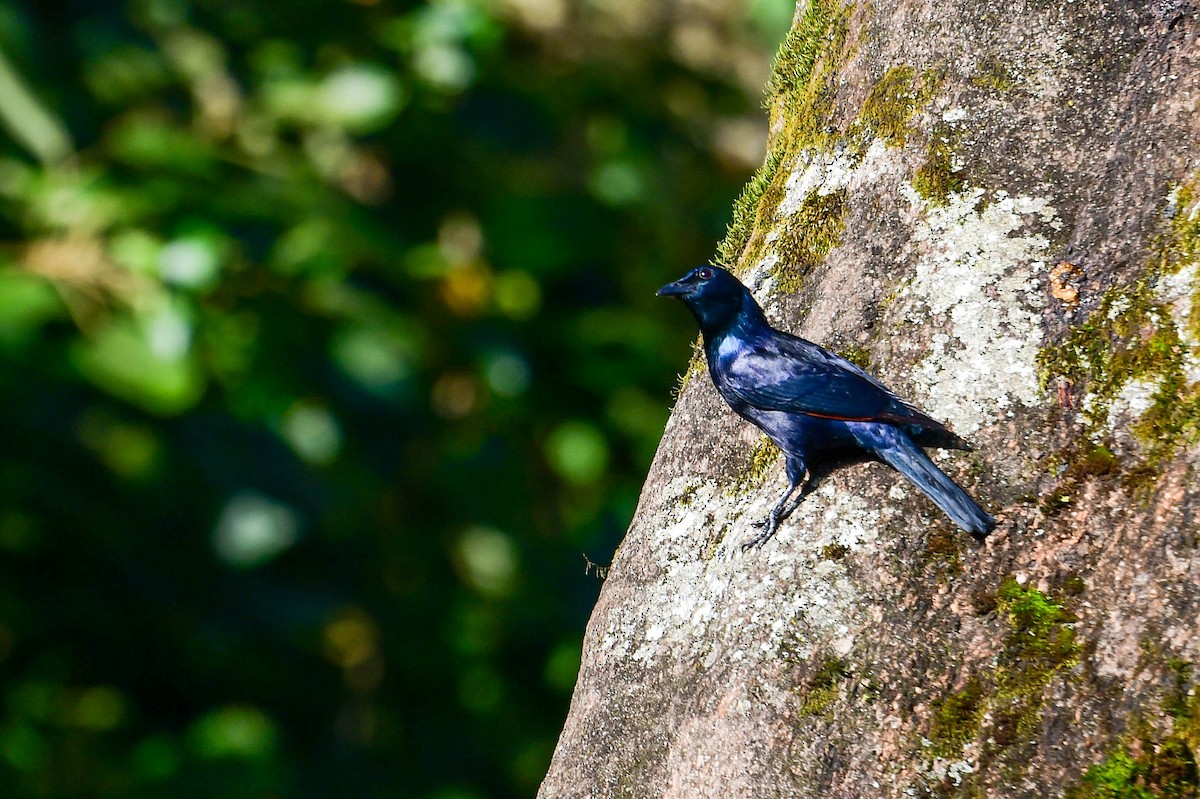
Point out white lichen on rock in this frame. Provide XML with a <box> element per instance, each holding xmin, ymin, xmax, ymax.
<box><xmin>1076</xmin><ymin>374</ymin><xmax>1164</xmax><ymax>453</ymax></box>
<box><xmin>1100</xmin><ymin>377</ymin><xmax>1162</xmax><ymax>450</ymax></box>
<box><xmin>778</xmin><ymin>140</ymin><xmax>890</xmax><ymax>216</ymax></box>
<box><xmin>743</xmin><ymin>254</ymin><xmax>781</xmax><ymax>307</ymax></box>
<box><xmin>1157</xmin><ymin>259</ymin><xmax>1200</xmax><ymax>384</ymax></box>
<box><xmin>599</xmin><ymin>477</ymin><xmax>875</xmax><ymax>673</ymax></box>
<box><xmin>917</xmin><ymin>749</ymin><xmax>977</xmax><ymax>789</ymax></box>
<box><xmin>897</xmin><ymin>185</ymin><xmax>1058</xmax><ymax>435</ymax></box>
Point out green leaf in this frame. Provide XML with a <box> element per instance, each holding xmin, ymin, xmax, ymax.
<box><xmin>71</xmin><ymin>318</ymin><xmax>205</xmax><ymax>415</ymax></box>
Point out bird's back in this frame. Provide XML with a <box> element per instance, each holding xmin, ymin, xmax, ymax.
<box><xmin>708</xmin><ymin>324</ymin><xmax>969</xmax><ymax>450</ymax></box>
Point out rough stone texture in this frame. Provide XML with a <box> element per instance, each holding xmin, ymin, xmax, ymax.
<box><xmin>541</xmin><ymin>1</ymin><xmax>1200</xmax><ymax>797</ymax></box>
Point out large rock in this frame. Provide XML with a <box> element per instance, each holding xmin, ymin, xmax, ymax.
<box><xmin>542</xmin><ymin>1</ymin><xmax>1200</xmax><ymax>796</ymax></box>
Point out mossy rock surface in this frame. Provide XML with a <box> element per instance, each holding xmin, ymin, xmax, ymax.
<box><xmin>540</xmin><ymin>3</ymin><xmax>1200</xmax><ymax>798</ymax></box>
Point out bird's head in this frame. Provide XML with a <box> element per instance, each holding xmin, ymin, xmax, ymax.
<box><xmin>656</xmin><ymin>265</ymin><xmax>761</xmax><ymax>337</ymax></box>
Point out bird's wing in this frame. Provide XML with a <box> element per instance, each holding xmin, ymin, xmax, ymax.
<box><xmin>724</xmin><ymin>334</ymin><xmax>940</xmax><ymax>427</ymax></box>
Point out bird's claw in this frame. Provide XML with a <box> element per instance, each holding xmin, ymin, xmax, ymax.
<box><xmin>742</xmin><ymin>519</ymin><xmax>778</xmax><ymax>550</ymax></box>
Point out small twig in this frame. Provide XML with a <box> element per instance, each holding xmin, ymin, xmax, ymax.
<box><xmin>582</xmin><ymin>554</ymin><xmax>610</xmax><ymax>580</ymax></box>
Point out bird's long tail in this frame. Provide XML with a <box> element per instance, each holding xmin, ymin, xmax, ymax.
<box><xmin>873</xmin><ymin>435</ymin><xmax>995</xmax><ymax>539</ymax></box>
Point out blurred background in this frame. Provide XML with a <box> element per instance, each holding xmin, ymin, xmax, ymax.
<box><xmin>0</xmin><ymin>0</ymin><xmax>789</xmax><ymax>796</ymax></box>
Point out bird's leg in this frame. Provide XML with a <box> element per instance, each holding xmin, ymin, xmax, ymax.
<box><xmin>744</xmin><ymin>461</ymin><xmax>810</xmax><ymax>550</ymax></box>
<box><xmin>744</xmin><ymin>483</ymin><xmax>795</xmax><ymax>548</ymax></box>
<box><xmin>777</xmin><ymin>481</ymin><xmax>811</xmax><ymax>520</ymax></box>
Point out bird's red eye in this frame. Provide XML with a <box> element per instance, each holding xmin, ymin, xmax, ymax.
<box><xmin>698</xmin><ymin>268</ymin><xmax>714</xmax><ymax>280</ymax></box>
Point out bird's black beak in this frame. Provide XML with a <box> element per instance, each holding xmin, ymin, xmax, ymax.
<box><xmin>656</xmin><ymin>279</ymin><xmax>688</xmax><ymax>297</ymax></box>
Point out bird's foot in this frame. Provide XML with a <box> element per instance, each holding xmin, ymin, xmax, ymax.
<box><xmin>742</xmin><ymin>518</ymin><xmax>778</xmax><ymax>550</ymax></box>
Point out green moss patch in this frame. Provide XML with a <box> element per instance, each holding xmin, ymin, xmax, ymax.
<box><xmin>930</xmin><ymin>678</ymin><xmax>986</xmax><ymax>756</ymax></box>
<box><xmin>926</xmin><ymin>580</ymin><xmax>1080</xmax><ymax>759</ymax></box>
<box><xmin>857</xmin><ymin>66</ymin><xmax>941</xmax><ymax>149</ymax></box>
<box><xmin>995</xmin><ymin>578</ymin><xmax>1080</xmax><ymax>698</ymax></box>
<box><xmin>837</xmin><ymin>344</ymin><xmax>872</xmax><ymax>369</ymax></box>
<box><xmin>1069</xmin><ymin>748</ymin><xmax>1148</xmax><ymax>799</ymax></box>
<box><xmin>716</xmin><ymin>149</ymin><xmax>785</xmax><ymax>269</ymax></box>
<box><xmin>1040</xmin><ymin>174</ymin><xmax>1200</xmax><ymax>488</ymax></box>
<box><xmin>672</xmin><ymin>337</ymin><xmax>707</xmax><ymax>396</ymax></box>
<box><xmin>912</xmin><ymin>128</ymin><xmax>966</xmax><ymax>206</ymax></box>
<box><xmin>797</xmin><ymin>656</ymin><xmax>852</xmax><ymax>718</ymax></box>
<box><xmin>1038</xmin><ymin>281</ymin><xmax>1200</xmax><ymax>471</ymax></box>
<box><xmin>715</xmin><ymin>3</ymin><xmax>947</xmax><ymax>288</ymax></box>
<box><xmin>764</xmin><ymin>0</ymin><xmax>855</xmax><ymax>153</ymax></box>
<box><xmin>1160</xmin><ymin>177</ymin><xmax>1200</xmax><ymax>340</ymax></box>
<box><xmin>728</xmin><ymin>436</ymin><xmax>782</xmax><ymax>496</ymax></box>
<box><xmin>821</xmin><ymin>542</ymin><xmax>850</xmax><ymax>561</ymax></box>
<box><xmin>714</xmin><ymin>0</ymin><xmax>854</xmax><ymax>270</ymax></box>
<box><xmin>1067</xmin><ymin>701</ymin><xmax>1199</xmax><ymax>799</ymax></box>
<box><xmin>772</xmin><ymin>188</ymin><xmax>849</xmax><ymax>294</ymax></box>
<box><xmin>992</xmin><ymin>578</ymin><xmax>1081</xmax><ymax>743</ymax></box>
<box><xmin>970</xmin><ymin>55</ymin><xmax>1016</xmax><ymax>92</ymax></box>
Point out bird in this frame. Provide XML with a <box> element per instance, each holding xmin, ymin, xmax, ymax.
<box><xmin>657</xmin><ymin>265</ymin><xmax>996</xmax><ymax>549</ymax></box>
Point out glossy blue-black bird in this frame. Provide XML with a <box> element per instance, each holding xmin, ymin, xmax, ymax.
<box><xmin>658</xmin><ymin>265</ymin><xmax>995</xmax><ymax>549</ymax></box>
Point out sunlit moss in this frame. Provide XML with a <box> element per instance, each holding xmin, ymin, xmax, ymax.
<box><xmin>993</xmin><ymin>578</ymin><xmax>1080</xmax><ymax>739</ymax></box>
<box><xmin>672</xmin><ymin>338</ymin><xmax>707</xmax><ymax>396</ymax></box>
<box><xmin>1040</xmin><ymin>174</ymin><xmax>1200</xmax><ymax>490</ymax></box>
<box><xmin>856</xmin><ymin>66</ymin><xmax>940</xmax><ymax>148</ymax></box>
<box><xmin>929</xmin><ymin>678</ymin><xmax>985</xmax><ymax>756</ymax></box>
<box><xmin>971</xmin><ymin>55</ymin><xmax>1016</xmax><ymax>92</ymax></box>
<box><xmin>713</xmin><ymin>0</ymin><xmax>853</xmax><ymax>273</ymax></box>
<box><xmin>716</xmin><ymin>149</ymin><xmax>786</xmax><ymax>268</ymax></box>
<box><xmin>996</xmin><ymin>578</ymin><xmax>1080</xmax><ymax>694</ymax></box>
<box><xmin>1160</xmin><ymin>177</ymin><xmax>1200</xmax><ymax>339</ymax></box>
<box><xmin>821</xmin><ymin>542</ymin><xmax>849</xmax><ymax>561</ymax></box>
<box><xmin>764</xmin><ymin>0</ymin><xmax>850</xmax><ymax>119</ymax></box>
<box><xmin>1068</xmin><ymin>748</ymin><xmax>1144</xmax><ymax>799</ymax></box>
<box><xmin>773</xmin><ymin>188</ymin><xmax>849</xmax><ymax>294</ymax></box>
<box><xmin>1038</xmin><ymin>282</ymin><xmax>1200</xmax><ymax>471</ymax></box>
<box><xmin>770</xmin><ymin>0</ymin><xmax>854</xmax><ymax>154</ymax></box>
<box><xmin>912</xmin><ymin>130</ymin><xmax>965</xmax><ymax>206</ymax></box>
<box><xmin>836</xmin><ymin>344</ymin><xmax>871</xmax><ymax>369</ymax></box>
<box><xmin>729</xmin><ymin>436</ymin><xmax>782</xmax><ymax>496</ymax></box>
<box><xmin>719</xmin><ymin>5</ymin><xmax>948</xmax><ymax>293</ymax></box>
<box><xmin>920</xmin><ymin>580</ymin><xmax>1080</xmax><ymax>772</ymax></box>
<box><xmin>797</xmin><ymin>656</ymin><xmax>851</xmax><ymax>718</ymax></box>
<box><xmin>1066</xmin><ymin>708</ymin><xmax>1199</xmax><ymax>799</ymax></box>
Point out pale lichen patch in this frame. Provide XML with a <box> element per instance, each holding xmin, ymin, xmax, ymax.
<box><xmin>1037</xmin><ymin>175</ymin><xmax>1200</xmax><ymax>466</ymax></box>
<box><xmin>601</xmin><ymin>477</ymin><xmax>874</xmax><ymax>671</ymax></box>
<box><xmin>918</xmin><ymin>750</ymin><xmax>978</xmax><ymax>789</ymax></box>
<box><xmin>1102</xmin><ymin>377</ymin><xmax>1162</xmax><ymax>452</ymax></box>
<box><xmin>1156</xmin><ymin>260</ymin><xmax>1200</xmax><ymax>383</ymax></box>
<box><xmin>778</xmin><ymin>140</ymin><xmax>891</xmax><ymax>217</ymax></box>
<box><xmin>897</xmin><ymin>184</ymin><xmax>1056</xmax><ymax>435</ymax></box>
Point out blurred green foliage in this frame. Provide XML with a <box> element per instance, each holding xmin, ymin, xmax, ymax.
<box><xmin>0</xmin><ymin>0</ymin><xmax>788</xmax><ymax>796</ymax></box>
